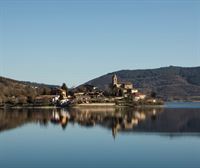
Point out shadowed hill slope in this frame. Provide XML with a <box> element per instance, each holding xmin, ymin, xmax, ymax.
<box><xmin>85</xmin><ymin>66</ymin><xmax>200</xmax><ymax>101</ymax></box>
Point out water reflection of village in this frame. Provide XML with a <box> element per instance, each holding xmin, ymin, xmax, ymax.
<box><xmin>50</xmin><ymin>107</ymin><xmax>163</xmax><ymax>138</ymax></box>
<box><xmin>2</xmin><ymin>108</ymin><xmax>200</xmax><ymax>137</ymax></box>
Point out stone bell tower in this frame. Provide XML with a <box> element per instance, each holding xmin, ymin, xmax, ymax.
<box><xmin>112</xmin><ymin>74</ymin><xmax>118</xmax><ymax>86</ymax></box>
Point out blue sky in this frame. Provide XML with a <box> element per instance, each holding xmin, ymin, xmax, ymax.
<box><xmin>0</xmin><ymin>0</ymin><xmax>199</xmax><ymax>86</ymax></box>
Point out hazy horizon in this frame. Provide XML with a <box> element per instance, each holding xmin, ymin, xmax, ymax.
<box><xmin>0</xmin><ymin>0</ymin><xmax>199</xmax><ymax>87</ymax></box>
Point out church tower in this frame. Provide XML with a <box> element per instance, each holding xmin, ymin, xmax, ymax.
<box><xmin>112</xmin><ymin>74</ymin><xmax>118</xmax><ymax>86</ymax></box>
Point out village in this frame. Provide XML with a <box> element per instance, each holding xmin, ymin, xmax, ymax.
<box><xmin>35</xmin><ymin>74</ymin><xmax>163</xmax><ymax>107</ymax></box>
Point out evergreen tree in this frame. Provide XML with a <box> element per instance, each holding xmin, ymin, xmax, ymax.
<box><xmin>61</xmin><ymin>83</ymin><xmax>68</xmax><ymax>95</ymax></box>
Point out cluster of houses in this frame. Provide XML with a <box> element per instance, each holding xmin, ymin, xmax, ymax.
<box><xmin>46</xmin><ymin>74</ymin><xmax>158</xmax><ymax>107</ymax></box>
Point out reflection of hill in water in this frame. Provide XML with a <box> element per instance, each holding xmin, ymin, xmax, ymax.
<box><xmin>135</xmin><ymin>108</ymin><xmax>200</xmax><ymax>133</ymax></box>
<box><xmin>0</xmin><ymin>109</ymin><xmax>52</xmax><ymax>133</ymax></box>
<box><xmin>1</xmin><ymin>107</ymin><xmax>200</xmax><ymax>136</ymax></box>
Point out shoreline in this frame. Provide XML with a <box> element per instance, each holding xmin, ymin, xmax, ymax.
<box><xmin>2</xmin><ymin>101</ymin><xmax>200</xmax><ymax>110</ymax></box>
<box><xmin>0</xmin><ymin>105</ymin><xmax>59</xmax><ymax>109</ymax></box>
<box><xmin>0</xmin><ymin>102</ymin><xmax>165</xmax><ymax>109</ymax></box>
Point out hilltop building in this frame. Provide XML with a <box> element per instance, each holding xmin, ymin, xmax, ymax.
<box><xmin>112</xmin><ymin>74</ymin><xmax>138</xmax><ymax>97</ymax></box>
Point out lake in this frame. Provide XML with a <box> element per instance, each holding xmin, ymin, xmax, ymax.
<box><xmin>1</xmin><ymin>102</ymin><xmax>200</xmax><ymax>168</ymax></box>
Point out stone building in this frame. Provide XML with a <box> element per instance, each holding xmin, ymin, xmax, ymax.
<box><xmin>112</xmin><ymin>74</ymin><xmax>138</xmax><ymax>97</ymax></box>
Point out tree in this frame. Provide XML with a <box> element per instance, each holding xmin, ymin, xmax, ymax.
<box><xmin>61</xmin><ymin>83</ymin><xmax>68</xmax><ymax>95</ymax></box>
<box><xmin>151</xmin><ymin>91</ymin><xmax>157</xmax><ymax>98</ymax></box>
<box><xmin>17</xmin><ymin>96</ymin><xmax>27</xmax><ymax>105</ymax></box>
<box><xmin>0</xmin><ymin>97</ymin><xmax>3</xmax><ymax>105</ymax></box>
<box><xmin>41</xmin><ymin>87</ymin><xmax>50</xmax><ymax>95</ymax></box>
<box><xmin>27</xmin><ymin>95</ymin><xmax>35</xmax><ymax>104</ymax></box>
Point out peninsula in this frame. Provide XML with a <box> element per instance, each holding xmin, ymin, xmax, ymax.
<box><xmin>0</xmin><ymin>74</ymin><xmax>163</xmax><ymax>108</ymax></box>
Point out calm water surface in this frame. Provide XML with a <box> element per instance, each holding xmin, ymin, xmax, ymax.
<box><xmin>1</xmin><ymin>102</ymin><xmax>200</xmax><ymax>168</ymax></box>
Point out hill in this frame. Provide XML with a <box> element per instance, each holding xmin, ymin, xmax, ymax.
<box><xmin>85</xmin><ymin>66</ymin><xmax>200</xmax><ymax>101</ymax></box>
<box><xmin>0</xmin><ymin>76</ymin><xmax>57</xmax><ymax>105</ymax></box>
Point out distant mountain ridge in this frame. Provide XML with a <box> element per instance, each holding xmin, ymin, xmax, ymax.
<box><xmin>85</xmin><ymin>66</ymin><xmax>200</xmax><ymax>101</ymax></box>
